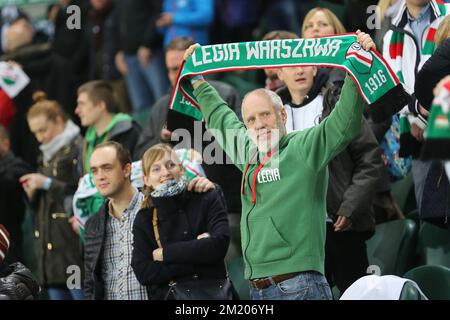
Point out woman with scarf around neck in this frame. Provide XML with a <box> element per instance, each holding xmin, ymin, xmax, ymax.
<box><xmin>131</xmin><ymin>144</ymin><xmax>234</xmax><ymax>300</ymax></box>
<box><xmin>19</xmin><ymin>91</ymin><xmax>84</xmax><ymax>300</ymax></box>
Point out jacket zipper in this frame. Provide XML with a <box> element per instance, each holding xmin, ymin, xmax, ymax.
<box><xmin>243</xmin><ymin>166</ymin><xmax>256</xmax><ymax>279</ymax></box>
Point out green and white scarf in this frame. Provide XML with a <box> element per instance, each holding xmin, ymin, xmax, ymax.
<box><xmin>169</xmin><ymin>33</ymin><xmax>409</xmax><ymax>123</ymax></box>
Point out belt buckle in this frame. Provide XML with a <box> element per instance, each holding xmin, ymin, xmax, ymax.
<box><xmin>251</xmin><ymin>277</ymin><xmax>268</xmax><ymax>290</ymax></box>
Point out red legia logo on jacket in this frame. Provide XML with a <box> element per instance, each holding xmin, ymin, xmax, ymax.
<box><xmin>345</xmin><ymin>42</ymin><xmax>373</xmax><ymax>75</ymax></box>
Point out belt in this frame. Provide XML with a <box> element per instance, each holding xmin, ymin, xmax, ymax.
<box><xmin>250</xmin><ymin>272</ymin><xmax>300</xmax><ymax>290</ymax></box>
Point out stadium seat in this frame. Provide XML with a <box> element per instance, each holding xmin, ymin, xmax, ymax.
<box><xmin>405</xmin><ymin>209</ymin><xmax>420</xmax><ymax>225</ymax></box>
<box><xmin>226</xmin><ymin>257</ymin><xmax>250</xmax><ymax>300</ymax></box>
<box><xmin>399</xmin><ymin>281</ymin><xmax>423</xmax><ymax>300</ymax></box>
<box><xmin>366</xmin><ymin>219</ymin><xmax>418</xmax><ymax>276</ymax></box>
<box><xmin>417</xmin><ymin>222</ymin><xmax>450</xmax><ymax>266</ymax></box>
<box><xmin>403</xmin><ymin>265</ymin><xmax>450</xmax><ymax>300</ymax></box>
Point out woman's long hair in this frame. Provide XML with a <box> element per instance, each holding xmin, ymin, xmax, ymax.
<box><xmin>140</xmin><ymin>143</ymin><xmax>184</xmax><ymax>209</ymax></box>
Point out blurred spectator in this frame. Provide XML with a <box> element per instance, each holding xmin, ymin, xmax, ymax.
<box><xmin>0</xmin><ymin>5</ymin><xmax>27</xmax><ymax>54</ymax></box>
<box><xmin>375</xmin><ymin>0</ymin><xmax>402</xmax><ymax>49</ymax></box>
<box><xmin>382</xmin><ymin>0</ymin><xmax>450</xmax><ymax>211</ymax></box>
<box><xmin>0</xmin><ymin>224</ymin><xmax>40</xmax><ymax>300</ymax></box>
<box><xmin>133</xmin><ymin>37</ymin><xmax>243</xmax><ymax>261</ymax></box>
<box><xmin>415</xmin><ymin>18</ymin><xmax>450</xmax><ymax>109</ymax></box>
<box><xmin>20</xmin><ymin>92</ymin><xmax>83</xmax><ymax>300</ymax></box>
<box><xmin>262</xmin><ymin>31</ymin><xmax>297</xmax><ymax>92</ymax></box>
<box><xmin>345</xmin><ymin>0</ymin><xmax>379</xmax><ymax>35</ymax></box>
<box><xmin>0</xmin><ymin>125</ymin><xmax>32</xmax><ymax>262</ymax></box>
<box><xmin>0</xmin><ymin>89</ymin><xmax>16</xmax><ymax>128</ymax></box>
<box><xmin>260</xmin><ymin>0</ymin><xmax>300</xmax><ymax>35</ymax></box>
<box><xmin>415</xmin><ymin>33</ymin><xmax>450</xmax><ymax>229</ymax></box>
<box><xmin>157</xmin><ymin>0</ymin><xmax>214</xmax><ymax>47</ymax></box>
<box><xmin>212</xmin><ymin>0</ymin><xmax>259</xmax><ymax>44</ymax></box>
<box><xmin>87</xmin><ymin>0</ymin><xmax>131</xmax><ymax>113</ymax></box>
<box><xmin>52</xmin><ymin>0</ymin><xmax>90</xmax><ymax>73</ymax></box>
<box><xmin>75</xmin><ymin>80</ymin><xmax>141</xmax><ymax>174</ymax></box>
<box><xmin>34</xmin><ymin>4</ymin><xmax>60</xmax><ymax>41</ymax></box>
<box><xmin>115</xmin><ymin>0</ymin><xmax>169</xmax><ymax>113</ymax></box>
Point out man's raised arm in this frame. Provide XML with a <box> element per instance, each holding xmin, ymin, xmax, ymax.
<box><xmin>183</xmin><ymin>45</ymin><xmax>250</xmax><ymax>170</ymax></box>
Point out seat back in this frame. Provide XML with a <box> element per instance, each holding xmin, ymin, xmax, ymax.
<box><xmin>417</xmin><ymin>222</ymin><xmax>450</xmax><ymax>266</ymax></box>
<box><xmin>399</xmin><ymin>281</ymin><xmax>422</xmax><ymax>300</ymax></box>
<box><xmin>366</xmin><ymin>219</ymin><xmax>418</xmax><ymax>275</ymax></box>
<box><xmin>403</xmin><ymin>265</ymin><xmax>450</xmax><ymax>300</ymax></box>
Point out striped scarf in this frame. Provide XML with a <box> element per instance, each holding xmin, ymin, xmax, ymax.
<box><xmin>389</xmin><ymin>0</ymin><xmax>447</xmax><ymax>84</ymax></box>
<box><xmin>170</xmin><ymin>33</ymin><xmax>410</xmax><ymax>124</ymax></box>
<box><xmin>421</xmin><ymin>80</ymin><xmax>450</xmax><ymax>160</ymax></box>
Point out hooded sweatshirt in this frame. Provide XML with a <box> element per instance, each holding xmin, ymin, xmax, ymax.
<box><xmin>193</xmin><ymin>75</ymin><xmax>364</xmax><ymax>279</ymax></box>
<box><xmin>83</xmin><ymin>113</ymin><xmax>134</xmax><ymax>173</ymax></box>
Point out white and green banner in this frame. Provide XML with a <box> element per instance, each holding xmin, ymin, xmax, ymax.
<box><xmin>169</xmin><ymin>33</ymin><xmax>406</xmax><ymax>121</ymax></box>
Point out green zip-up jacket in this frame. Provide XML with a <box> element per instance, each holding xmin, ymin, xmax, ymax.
<box><xmin>193</xmin><ymin>75</ymin><xmax>365</xmax><ymax>279</ymax></box>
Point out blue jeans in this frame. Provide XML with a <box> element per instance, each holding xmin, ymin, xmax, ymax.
<box><xmin>124</xmin><ymin>49</ymin><xmax>169</xmax><ymax>113</ymax></box>
<box><xmin>47</xmin><ymin>287</ymin><xmax>85</xmax><ymax>300</ymax></box>
<box><xmin>250</xmin><ymin>271</ymin><xmax>332</xmax><ymax>300</ymax></box>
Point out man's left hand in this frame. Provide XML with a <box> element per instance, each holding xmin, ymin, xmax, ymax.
<box><xmin>152</xmin><ymin>248</ymin><xmax>164</xmax><ymax>261</ymax></box>
<box><xmin>356</xmin><ymin>30</ymin><xmax>376</xmax><ymax>51</ymax></box>
<box><xmin>334</xmin><ymin>215</ymin><xmax>352</xmax><ymax>232</ymax></box>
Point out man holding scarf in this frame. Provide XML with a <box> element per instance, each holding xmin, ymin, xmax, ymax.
<box><xmin>181</xmin><ymin>31</ymin><xmax>376</xmax><ymax>300</ymax></box>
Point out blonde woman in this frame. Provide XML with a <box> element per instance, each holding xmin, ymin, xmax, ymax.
<box><xmin>131</xmin><ymin>144</ymin><xmax>234</xmax><ymax>299</ymax></box>
<box><xmin>20</xmin><ymin>92</ymin><xmax>83</xmax><ymax>300</ymax></box>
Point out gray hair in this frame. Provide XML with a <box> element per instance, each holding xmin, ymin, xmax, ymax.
<box><xmin>242</xmin><ymin>88</ymin><xmax>285</xmax><ymax>119</ymax></box>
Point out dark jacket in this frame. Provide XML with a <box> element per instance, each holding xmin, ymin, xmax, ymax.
<box><xmin>52</xmin><ymin>0</ymin><xmax>90</xmax><ymax>79</ymax></box>
<box><xmin>131</xmin><ymin>187</ymin><xmax>230</xmax><ymax>299</ymax></box>
<box><xmin>415</xmin><ymin>38</ymin><xmax>450</xmax><ymax>110</ymax></box>
<box><xmin>30</xmin><ymin>135</ymin><xmax>83</xmax><ymax>286</ymax></box>
<box><xmin>277</xmin><ymin>79</ymin><xmax>382</xmax><ymax>233</ymax></box>
<box><xmin>83</xmin><ymin>200</ymin><xmax>108</xmax><ymax>300</ymax></box>
<box><xmin>0</xmin><ymin>152</ymin><xmax>32</xmax><ymax>259</ymax></box>
<box><xmin>87</xmin><ymin>2</ymin><xmax>121</xmax><ymax>80</ymax></box>
<box><xmin>134</xmin><ymin>80</ymin><xmax>242</xmax><ymax>213</ymax></box>
<box><xmin>116</xmin><ymin>0</ymin><xmax>163</xmax><ymax>53</ymax></box>
<box><xmin>321</xmin><ymin>84</ymin><xmax>383</xmax><ymax>233</ymax></box>
<box><xmin>0</xmin><ymin>262</ymin><xmax>40</xmax><ymax>300</ymax></box>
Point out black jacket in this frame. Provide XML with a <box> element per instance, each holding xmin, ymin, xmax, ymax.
<box><xmin>321</xmin><ymin>85</ymin><xmax>384</xmax><ymax>233</ymax></box>
<box><xmin>0</xmin><ymin>262</ymin><xmax>40</xmax><ymax>300</ymax></box>
<box><xmin>116</xmin><ymin>0</ymin><xmax>163</xmax><ymax>53</ymax></box>
<box><xmin>277</xmin><ymin>79</ymin><xmax>382</xmax><ymax>232</ymax></box>
<box><xmin>415</xmin><ymin>38</ymin><xmax>450</xmax><ymax>110</ymax></box>
<box><xmin>83</xmin><ymin>200</ymin><xmax>107</xmax><ymax>300</ymax></box>
<box><xmin>0</xmin><ymin>152</ymin><xmax>32</xmax><ymax>259</ymax></box>
<box><xmin>131</xmin><ymin>187</ymin><xmax>230</xmax><ymax>299</ymax></box>
<box><xmin>87</xmin><ymin>3</ymin><xmax>121</xmax><ymax>80</ymax></box>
